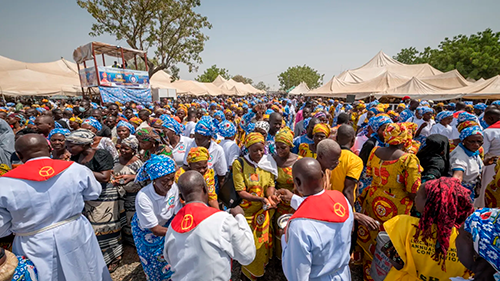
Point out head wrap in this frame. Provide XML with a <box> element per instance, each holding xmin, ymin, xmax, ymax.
<box><xmin>369</xmin><ymin>107</ymin><xmax>382</xmax><ymax>115</ymax></box>
<box><xmin>275</xmin><ymin>128</ymin><xmax>294</xmax><ymax>147</ymax></box>
<box><xmin>303</xmin><ymin>117</ymin><xmax>312</xmax><ymax>130</ymax></box>
<box><xmin>312</xmin><ymin>123</ymin><xmax>330</xmax><ymax>136</ymax></box>
<box><xmin>401</xmin><ymin>122</ymin><xmax>418</xmax><ymax>136</ymax></box>
<box><xmin>129</xmin><ymin>117</ymin><xmax>142</xmax><ymax>126</ymax></box>
<box><xmin>457</xmin><ymin>112</ymin><xmax>477</xmax><ymax>124</ymax></box>
<box><xmin>421</xmin><ymin>107</ymin><xmax>434</xmax><ymax>115</ymax></box>
<box><xmin>474</xmin><ymin>103</ymin><xmax>487</xmax><ymax>111</ymax></box>
<box><xmin>195</xmin><ymin>116</ymin><xmax>217</xmax><ymax>137</ymax></box>
<box><xmin>255</xmin><ymin>121</ymin><xmax>270</xmax><ymax>133</ymax></box>
<box><xmin>148</xmin><ymin>118</ymin><xmax>163</xmax><ymax>127</ymax></box>
<box><xmin>69</xmin><ymin>116</ymin><xmax>82</xmax><ymax>124</ymax></box>
<box><xmin>459</xmin><ymin>125</ymin><xmax>483</xmax><ymax>142</ymax></box>
<box><xmin>186</xmin><ymin>147</ymin><xmax>210</xmax><ymax>163</ymax></box>
<box><xmin>82</xmin><ymin>117</ymin><xmax>102</xmax><ymax>131</ymax></box>
<box><xmin>213</xmin><ymin>110</ymin><xmax>225</xmax><ymax>121</ymax></box>
<box><xmin>66</xmin><ymin>129</ymin><xmax>95</xmax><ymax>145</ymax></box>
<box><xmin>397</xmin><ymin>103</ymin><xmax>406</xmax><ymax>109</ymax></box>
<box><xmin>420</xmin><ymin>101</ymin><xmax>430</xmax><ymax>107</ymax></box>
<box><xmin>383</xmin><ymin>123</ymin><xmax>409</xmax><ymax>146</ymax></box>
<box><xmin>435</xmin><ymin>111</ymin><xmax>453</xmax><ymax>123</ymax></box>
<box><xmin>448</xmin><ymin>103</ymin><xmax>456</xmax><ymax>109</ymax></box>
<box><xmin>368</xmin><ymin>100</ymin><xmax>380</xmax><ymax>108</ymax></box>
<box><xmin>161</xmin><ymin>115</ymin><xmax>184</xmax><ymax>135</ymax></box>
<box><xmin>135</xmin><ymin>127</ymin><xmax>161</xmax><ymax>143</ymax></box>
<box><xmin>313</xmin><ymin>111</ymin><xmax>326</xmax><ymax>119</ymax></box>
<box><xmin>48</xmin><ymin>128</ymin><xmax>70</xmax><ymax>140</ymax></box>
<box><xmin>136</xmin><ymin>154</ymin><xmax>176</xmax><ymax>182</ymax></box>
<box><xmin>121</xmin><ymin>136</ymin><xmax>139</xmax><ymax>152</ymax></box>
<box><xmin>245</xmin><ymin>132</ymin><xmax>265</xmax><ymax>148</ymax></box>
<box><xmin>116</xmin><ymin>120</ymin><xmax>136</xmax><ymax>134</ymax></box>
<box><xmin>464</xmin><ymin>208</ymin><xmax>500</xmax><ymax>273</ymax></box>
<box><xmin>218</xmin><ymin>120</ymin><xmax>237</xmax><ymax>138</ymax></box>
<box><xmin>368</xmin><ymin>115</ymin><xmax>392</xmax><ymax>132</ymax></box>
<box><xmin>492</xmin><ymin>101</ymin><xmax>500</xmax><ymax>106</ymax></box>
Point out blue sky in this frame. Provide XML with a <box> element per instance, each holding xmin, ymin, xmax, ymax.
<box><xmin>1</xmin><ymin>0</ymin><xmax>499</xmax><ymax>90</ymax></box>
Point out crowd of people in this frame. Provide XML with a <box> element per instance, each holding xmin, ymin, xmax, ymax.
<box><xmin>0</xmin><ymin>95</ymin><xmax>498</xmax><ymax>280</ymax></box>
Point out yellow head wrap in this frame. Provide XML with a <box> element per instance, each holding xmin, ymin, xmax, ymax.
<box><xmin>275</xmin><ymin>128</ymin><xmax>294</xmax><ymax>147</ymax></box>
<box><xmin>69</xmin><ymin>117</ymin><xmax>83</xmax><ymax>124</ymax></box>
<box><xmin>312</xmin><ymin>123</ymin><xmax>331</xmax><ymax>137</ymax></box>
<box><xmin>187</xmin><ymin>147</ymin><xmax>210</xmax><ymax>163</ymax></box>
<box><xmin>245</xmin><ymin>132</ymin><xmax>265</xmax><ymax>148</ymax></box>
<box><xmin>383</xmin><ymin>123</ymin><xmax>409</xmax><ymax>146</ymax></box>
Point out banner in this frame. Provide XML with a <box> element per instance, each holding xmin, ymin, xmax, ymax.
<box><xmin>79</xmin><ymin>67</ymin><xmax>98</xmax><ymax>87</ymax></box>
<box><xmin>99</xmin><ymin>87</ymin><xmax>152</xmax><ymax>105</ymax></box>
<box><xmin>98</xmin><ymin>66</ymin><xmax>149</xmax><ymax>89</ymax></box>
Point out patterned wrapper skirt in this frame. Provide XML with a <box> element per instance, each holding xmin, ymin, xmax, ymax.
<box><xmin>131</xmin><ymin>214</ymin><xmax>173</xmax><ymax>281</ymax></box>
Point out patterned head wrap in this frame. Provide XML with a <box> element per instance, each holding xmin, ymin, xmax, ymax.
<box><xmin>492</xmin><ymin>101</ymin><xmax>500</xmax><ymax>106</ymax></box>
<box><xmin>345</xmin><ymin>104</ymin><xmax>353</xmax><ymax>112</ymax></box>
<box><xmin>195</xmin><ymin>116</ymin><xmax>217</xmax><ymax>137</ymax></box>
<box><xmin>121</xmin><ymin>136</ymin><xmax>139</xmax><ymax>152</ymax></box>
<box><xmin>186</xmin><ymin>147</ymin><xmax>210</xmax><ymax>164</ymax></box>
<box><xmin>66</xmin><ymin>129</ymin><xmax>95</xmax><ymax>145</ymax></box>
<box><xmin>149</xmin><ymin>118</ymin><xmax>163</xmax><ymax>127</ymax></box>
<box><xmin>313</xmin><ymin>111</ymin><xmax>327</xmax><ymax>119</ymax></box>
<box><xmin>82</xmin><ymin>117</ymin><xmax>102</xmax><ymax>131</ymax></box>
<box><xmin>69</xmin><ymin>116</ymin><xmax>82</xmax><ymax>124</ymax></box>
<box><xmin>368</xmin><ymin>115</ymin><xmax>392</xmax><ymax>132</ymax></box>
<box><xmin>420</xmin><ymin>101</ymin><xmax>430</xmax><ymax>107</ymax></box>
<box><xmin>312</xmin><ymin>123</ymin><xmax>331</xmax><ymax>136</ymax></box>
<box><xmin>474</xmin><ymin>103</ymin><xmax>487</xmax><ymax>111</ymax></box>
<box><xmin>116</xmin><ymin>120</ymin><xmax>136</xmax><ymax>134</ymax></box>
<box><xmin>255</xmin><ymin>121</ymin><xmax>270</xmax><ymax>133</ymax></box>
<box><xmin>224</xmin><ymin>109</ymin><xmax>234</xmax><ymax>117</ymax></box>
<box><xmin>435</xmin><ymin>111</ymin><xmax>453</xmax><ymax>123</ymax></box>
<box><xmin>383</xmin><ymin>123</ymin><xmax>409</xmax><ymax>146</ymax></box>
<box><xmin>218</xmin><ymin>120</ymin><xmax>237</xmax><ymax>138</ymax></box>
<box><xmin>369</xmin><ymin>107</ymin><xmax>382</xmax><ymax>115</ymax></box>
<box><xmin>136</xmin><ymin>154</ymin><xmax>176</xmax><ymax>182</ymax></box>
<box><xmin>245</xmin><ymin>132</ymin><xmax>265</xmax><ymax>148</ymax></box>
<box><xmin>135</xmin><ymin>127</ymin><xmax>161</xmax><ymax>143</ymax></box>
<box><xmin>213</xmin><ymin>110</ymin><xmax>225</xmax><ymax>121</ymax></box>
<box><xmin>459</xmin><ymin>125</ymin><xmax>483</xmax><ymax>142</ymax></box>
<box><xmin>129</xmin><ymin>117</ymin><xmax>142</xmax><ymax>126</ymax></box>
<box><xmin>464</xmin><ymin>208</ymin><xmax>500</xmax><ymax>273</ymax></box>
<box><xmin>397</xmin><ymin>103</ymin><xmax>406</xmax><ymax>109</ymax></box>
<box><xmin>401</xmin><ymin>122</ymin><xmax>418</xmax><ymax>136</ymax></box>
<box><xmin>161</xmin><ymin>115</ymin><xmax>184</xmax><ymax>135</ymax></box>
<box><xmin>368</xmin><ymin>100</ymin><xmax>380</xmax><ymax>108</ymax></box>
<box><xmin>48</xmin><ymin>128</ymin><xmax>70</xmax><ymax>140</ymax></box>
<box><xmin>458</xmin><ymin>112</ymin><xmax>477</xmax><ymax>124</ymax></box>
<box><xmin>421</xmin><ymin>107</ymin><xmax>434</xmax><ymax>115</ymax></box>
<box><xmin>275</xmin><ymin>127</ymin><xmax>294</xmax><ymax>147</ymax></box>
<box><xmin>303</xmin><ymin>117</ymin><xmax>312</xmax><ymax>130</ymax></box>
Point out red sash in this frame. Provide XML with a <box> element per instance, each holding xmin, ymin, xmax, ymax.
<box><xmin>290</xmin><ymin>190</ymin><xmax>349</xmax><ymax>223</ymax></box>
<box><xmin>171</xmin><ymin>203</ymin><xmax>221</xmax><ymax>233</ymax></box>
<box><xmin>3</xmin><ymin>158</ymin><xmax>73</xmax><ymax>181</ymax></box>
<box><xmin>487</xmin><ymin>120</ymin><xmax>500</xmax><ymax>129</ymax></box>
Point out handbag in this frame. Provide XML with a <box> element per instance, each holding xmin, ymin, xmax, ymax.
<box><xmin>218</xmin><ymin>157</ymin><xmax>243</xmax><ymax>208</ymax></box>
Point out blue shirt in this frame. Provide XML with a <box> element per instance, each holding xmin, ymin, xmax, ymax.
<box><xmin>292</xmin><ymin>135</ymin><xmax>314</xmax><ymax>154</ymax></box>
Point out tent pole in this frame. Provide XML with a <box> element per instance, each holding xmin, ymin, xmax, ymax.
<box><xmin>120</xmin><ymin>48</ymin><xmax>125</xmax><ymax>69</ymax></box>
<box><xmin>102</xmin><ymin>54</ymin><xmax>106</xmax><ymax>66</ymax></box>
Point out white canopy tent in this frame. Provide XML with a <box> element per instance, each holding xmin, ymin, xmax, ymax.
<box><xmin>289</xmin><ymin>82</ymin><xmax>310</xmax><ymax>95</ymax></box>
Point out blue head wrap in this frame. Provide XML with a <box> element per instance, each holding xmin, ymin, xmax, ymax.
<box><xmin>345</xmin><ymin>104</ymin><xmax>353</xmax><ymax>111</ymax></box>
<box><xmin>368</xmin><ymin>100</ymin><xmax>380</xmax><ymax>109</ymax></box>
<box><xmin>265</xmin><ymin>109</ymin><xmax>274</xmax><ymax>115</ymax></box>
<box><xmin>48</xmin><ymin>128</ymin><xmax>70</xmax><ymax>140</ymax></box>
<box><xmin>303</xmin><ymin>117</ymin><xmax>312</xmax><ymax>129</ymax></box>
<box><xmin>421</xmin><ymin>107</ymin><xmax>434</xmax><ymax>115</ymax></box>
<box><xmin>116</xmin><ymin>120</ymin><xmax>136</xmax><ymax>135</ymax></box>
<box><xmin>420</xmin><ymin>101</ymin><xmax>430</xmax><ymax>107</ymax></box>
<box><xmin>448</xmin><ymin>103</ymin><xmax>456</xmax><ymax>109</ymax></box>
<box><xmin>368</xmin><ymin>115</ymin><xmax>392</xmax><ymax>132</ymax></box>
<box><xmin>161</xmin><ymin>115</ymin><xmax>184</xmax><ymax>135</ymax></box>
<box><xmin>464</xmin><ymin>101</ymin><xmax>473</xmax><ymax>106</ymax></box>
<box><xmin>435</xmin><ymin>111</ymin><xmax>453</xmax><ymax>123</ymax></box>
<box><xmin>65</xmin><ymin>107</ymin><xmax>73</xmax><ymax>113</ymax></box>
<box><xmin>240</xmin><ymin>112</ymin><xmax>256</xmax><ymax>134</ymax></box>
<box><xmin>218</xmin><ymin>120</ymin><xmax>237</xmax><ymax>138</ymax></box>
<box><xmin>136</xmin><ymin>154</ymin><xmax>176</xmax><ymax>182</ymax></box>
<box><xmin>474</xmin><ymin>103</ymin><xmax>487</xmax><ymax>111</ymax></box>
<box><xmin>195</xmin><ymin>116</ymin><xmax>217</xmax><ymax>137</ymax></box>
<box><xmin>213</xmin><ymin>110</ymin><xmax>225</xmax><ymax>121</ymax></box>
<box><xmin>54</xmin><ymin>121</ymin><xmax>62</xmax><ymax>128</ymax></box>
<box><xmin>464</xmin><ymin>208</ymin><xmax>500</xmax><ymax>273</ymax></box>
<box><xmin>459</xmin><ymin>125</ymin><xmax>483</xmax><ymax>142</ymax></box>
<box><xmin>6</xmin><ymin>102</ymin><xmax>15</xmax><ymax>107</ymax></box>
<box><xmin>457</xmin><ymin>112</ymin><xmax>477</xmax><ymax>124</ymax></box>
<box><xmin>492</xmin><ymin>101</ymin><xmax>500</xmax><ymax>106</ymax></box>
<box><xmin>82</xmin><ymin>117</ymin><xmax>102</xmax><ymax>131</ymax></box>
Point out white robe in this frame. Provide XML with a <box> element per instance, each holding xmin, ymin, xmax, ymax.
<box><xmin>0</xmin><ymin>158</ymin><xmax>111</xmax><ymax>281</ymax></box>
<box><xmin>164</xmin><ymin>210</ymin><xmax>255</xmax><ymax>281</ymax></box>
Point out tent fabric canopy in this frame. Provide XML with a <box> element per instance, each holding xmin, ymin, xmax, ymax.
<box><xmin>289</xmin><ymin>82</ymin><xmax>310</xmax><ymax>95</ymax></box>
<box><xmin>73</xmin><ymin>42</ymin><xmax>146</xmax><ymax>64</ymax></box>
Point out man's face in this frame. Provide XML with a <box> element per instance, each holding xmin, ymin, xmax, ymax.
<box><xmin>53</xmin><ymin>111</ymin><xmax>63</xmax><ymax>120</ymax></box>
<box><xmin>317</xmin><ymin>151</ymin><xmax>340</xmax><ymax>171</ymax></box>
<box><xmin>194</xmin><ymin>133</ymin><xmax>211</xmax><ymax>148</ymax></box>
<box><xmin>91</xmin><ymin>110</ymin><xmax>102</xmax><ymax>121</ymax></box>
<box><xmin>109</xmin><ymin>105</ymin><xmax>119</xmax><ymax>116</ymax></box>
<box><xmin>269</xmin><ymin>116</ymin><xmax>282</xmax><ymax>135</ymax></box>
<box><xmin>106</xmin><ymin>116</ymin><xmax>117</xmax><ymax>128</ymax></box>
<box><xmin>82</xmin><ymin>101</ymin><xmax>90</xmax><ymax>112</ymax></box>
<box><xmin>124</xmin><ymin>109</ymin><xmax>134</xmax><ymax>120</ymax></box>
<box><xmin>35</xmin><ymin>117</ymin><xmax>53</xmax><ymax>135</ymax></box>
<box><xmin>303</xmin><ymin>108</ymin><xmax>312</xmax><ymax>119</ymax></box>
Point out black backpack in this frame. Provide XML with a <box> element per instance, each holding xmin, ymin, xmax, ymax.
<box><xmin>218</xmin><ymin>157</ymin><xmax>243</xmax><ymax>208</ymax></box>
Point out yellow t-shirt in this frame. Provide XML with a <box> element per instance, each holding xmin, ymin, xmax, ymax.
<box><xmin>383</xmin><ymin>215</ymin><xmax>470</xmax><ymax>281</ymax></box>
<box><xmin>329</xmin><ymin>149</ymin><xmax>363</xmax><ymax>201</ymax></box>
<box><xmin>175</xmin><ymin>167</ymin><xmax>217</xmax><ymax>201</ymax></box>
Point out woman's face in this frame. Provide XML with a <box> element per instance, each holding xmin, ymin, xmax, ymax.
<box><xmin>367</xmin><ymin>111</ymin><xmax>375</xmax><ymax>120</ymax></box>
<box><xmin>117</xmin><ymin>126</ymin><xmax>130</xmax><ymax>140</ymax></box>
<box><xmin>81</xmin><ymin>123</ymin><xmax>97</xmax><ymax>134</ymax></box>
<box><xmin>66</xmin><ymin>142</ymin><xmax>85</xmax><ymax>156</ymax></box>
<box><xmin>248</xmin><ymin>142</ymin><xmax>265</xmax><ymax>163</ymax></box>
<box><xmin>50</xmin><ymin>134</ymin><xmax>66</xmax><ymax>151</ymax></box>
<box><xmin>189</xmin><ymin>160</ymin><xmax>208</xmax><ymax>176</ymax></box>
<box><xmin>119</xmin><ymin>143</ymin><xmax>134</xmax><ymax>159</ymax></box>
<box><xmin>69</xmin><ymin>121</ymin><xmax>79</xmax><ymax>130</ymax></box>
<box><xmin>154</xmin><ymin>173</ymin><xmax>175</xmax><ymax>195</ymax></box>
<box><xmin>275</xmin><ymin>141</ymin><xmax>291</xmax><ymax>159</ymax></box>
<box><xmin>177</xmin><ymin>110</ymin><xmax>186</xmax><ymax>120</ymax></box>
<box><xmin>194</xmin><ymin>133</ymin><xmax>211</xmax><ymax>148</ymax></box>
<box><xmin>441</xmin><ymin>116</ymin><xmax>453</xmax><ymax>126</ymax></box>
<box><xmin>138</xmin><ymin>139</ymin><xmax>155</xmax><ymax>151</ymax></box>
<box><xmin>313</xmin><ymin>132</ymin><xmax>327</xmax><ymax>145</ymax></box>
<box><xmin>124</xmin><ymin>109</ymin><xmax>134</xmax><ymax>120</ymax></box>
<box><xmin>423</xmin><ymin>112</ymin><xmax>432</xmax><ymax>122</ymax></box>
<box><xmin>254</xmin><ymin>128</ymin><xmax>267</xmax><ymax>139</ymax></box>
<box><xmin>464</xmin><ymin>135</ymin><xmax>483</xmax><ymax>152</ymax></box>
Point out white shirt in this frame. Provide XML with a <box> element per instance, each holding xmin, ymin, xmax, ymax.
<box><xmin>172</xmin><ymin>136</ymin><xmax>193</xmax><ymax>168</ymax></box>
<box><xmin>164</xmin><ymin>208</ymin><xmax>256</xmax><ymax>281</ymax></box>
<box><xmin>219</xmin><ymin>139</ymin><xmax>241</xmax><ymax>168</ymax></box>
<box><xmin>357</xmin><ymin>112</ymin><xmax>367</xmax><ymax>127</ymax></box>
<box><xmin>135</xmin><ymin>182</ymin><xmax>182</xmax><ymax>229</ymax></box>
<box><xmin>450</xmin><ymin>145</ymin><xmax>483</xmax><ymax>185</ymax></box>
<box><xmin>282</xmin><ymin>191</ymin><xmax>354</xmax><ymax>281</ymax></box>
<box><xmin>483</xmin><ymin>127</ymin><xmax>500</xmax><ymax>156</ymax></box>
<box><xmin>183</xmin><ymin>121</ymin><xmax>196</xmax><ymax>137</ymax></box>
<box><xmin>183</xmin><ymin>140</ymin><xmax>228</xmax><ymax>176</ymax></box>
<box><xmin>430</xmin><ymin>123</ymin><xmax>454</xmax><ymax>139</ymax></box>
<box><xmin>0</xmin><ymin>158</ymin><xmax>111</xmax><ymax>281</ymax></box>
<box><xmin>411</xmin><ymin>117</ymin><xmax>435</xmax><ymax>138</ymax></box>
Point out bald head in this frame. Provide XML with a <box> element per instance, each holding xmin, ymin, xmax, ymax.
<box><xmin>336</xmin><ymin>125</ymin><xmax>355</xmax><ymax>146</ymax></box>
<box><xmin>15</xmin><ymin>134</ymin><xmax>50</xmax><ymax>163</ymax></box>
<box><xmin>292</xmin><ymin>158</ymin><xmax>324</xmax><ymax>196</ymax></box>
<box><xmin>177</xmin><ymin>170</ymin><xmax>208</xmax><ymax>203</ymax></box>
<box><xmin>316</xmin><ymin>139</ymin><xmax>341</xmax><ymax>171</ymax></box>
<box><xmin>485</xmin><ymin>108</ymin><xmax>500</xmax><ymax>126</ymax></box>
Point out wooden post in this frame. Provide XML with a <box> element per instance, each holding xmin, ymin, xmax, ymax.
<box><xmin>92</xmin><ymin>42</ymin><xmax>100</xmax><ymax>87</ymax></box>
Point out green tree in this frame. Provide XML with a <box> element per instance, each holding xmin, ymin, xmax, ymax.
<box><xmin>77</xmin><ymin>0</ymin><xmax>212</xmax><ymax>78</ymax></box>
<box><xmin>168</xmin><ymin>66</ymin><xmax>180</xmax><ymax>82</ymax></box>
<box><xmin>232</xmin><ymin>75</ymin><xmax>253</xmax><ymax>85</ymax></box>
<box><xmin>278</xmin><ymin>65</ymin><xmax>324</xmax><ymax>90</ymax></box>
<box><xmin>393</xmin><ymin>29</ymin><xmax>500</xmax><ymax>79</ymax></box>
<box><xmin>254</xmin><ymin>81</ymin><xmax>269</xmax><ymax>91</ymax></box>
<box><xmin>195</xmin><ymin>65</ymin><xmax>231</xmax><ymax>82</ymax></box>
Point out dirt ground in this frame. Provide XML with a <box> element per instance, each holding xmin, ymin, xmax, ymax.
<box><xmin>111</xmin><ymin>245</ymin><xmax>363</xmax><ymax>281</ymax></box>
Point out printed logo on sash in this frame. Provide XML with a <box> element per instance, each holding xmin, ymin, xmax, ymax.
<box><xmin>333</xmin><ymin>202</ymin><xmax>346</xmax><ymax>217</ymax></box>
<box><xmin>180</xmin><ymin>214</ymin><xmax>194</xmax><ymax>231</ymax></box>
<box><xmin>39</xmin><ymin>166</ymin><xmax>55</xmax><ymax>177</ymax></box>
